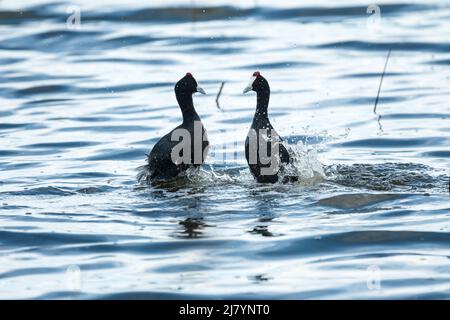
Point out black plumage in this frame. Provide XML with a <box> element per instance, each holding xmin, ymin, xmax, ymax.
<box><xmin>137</xmin><ymin>73</ymin><xmax>209</xmax><ymax>183</ymax></box>
<box><xmin>243</xmin><ymin>72</ymin><xmax>293</xmax><ymax>183</ymax></box>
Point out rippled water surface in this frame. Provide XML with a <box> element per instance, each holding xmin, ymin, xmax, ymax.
<box><xmin>1</xmin><ymin>0</ymin><xmax>449</xmax><ymax>299</ymax></box>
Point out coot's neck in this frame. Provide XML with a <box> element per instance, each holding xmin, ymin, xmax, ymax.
<box><xmin>176</xmin><ymin>92</ymin><xmax>200</xmax><ymax>123</ymax></box>
<box><xmin>253</xmin><ymin>88</ymin><xmax>270</xmax><ymax>123</ymax></box>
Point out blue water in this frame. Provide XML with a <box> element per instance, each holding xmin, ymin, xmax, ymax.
<box><xmin>0</xmin><ymin>0</ymin><xmax>449</xmax><ymax>299</ymax></box>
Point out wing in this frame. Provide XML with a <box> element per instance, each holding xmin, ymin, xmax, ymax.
<box><xmin>137</xmin><ymin>132</ymin><xmax>179</xmax><ymax>182</ymax></box>
<box><xmin>278</xmin><ymin>141</ymin><xmax>291</xmax><ymax>164</ymax></box>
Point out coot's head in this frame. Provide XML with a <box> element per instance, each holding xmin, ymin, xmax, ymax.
<box><xmin>242</xmin><ymin>71</ymin><xmax>269</xmax><ymax>94</ymax></box>
<box><xmin>175</xmin><ymin>73</ymin><xmax>206</xmax><ymax>95</ymax></box>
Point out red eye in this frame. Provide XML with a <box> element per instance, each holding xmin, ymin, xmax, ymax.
<box><xmin>186</xmin><ymin>72</ymin><xmax>192</xmax><ymax>77</ymax></box>
<box><xmin>253</xmin><ymin>71</ymin><xmax>260</xmax><ymax>77</ymax></box>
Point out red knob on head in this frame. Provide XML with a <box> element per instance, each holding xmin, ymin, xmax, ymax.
<box><xmin>253</xmin><ymin>71</ymin><xmax>261</xmax><ymax>77</ymax></box>
<box><xmin>186</xmin><ymin>72</ymin><xmax>193</xmax><ymax>77</ymax></box>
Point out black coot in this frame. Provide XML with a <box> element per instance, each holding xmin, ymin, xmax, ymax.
<box><xmin>243</xmin><ymin>72</ymin><xmax>294</xmax><ymax>183</ymax></box>
<box><xmin>137</xmin><ymin>73</ymin><xmax>209</xmax><ymax>182</ymax></box>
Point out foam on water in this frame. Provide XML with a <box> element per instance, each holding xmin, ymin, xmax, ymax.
<box><xmin>282</xmin><ymin>140</ymin><xmax>326</xmax><ymax>185</ymax></box>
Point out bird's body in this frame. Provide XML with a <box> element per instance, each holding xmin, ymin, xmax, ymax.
<box><xmin>245</xmin><ymin>119</ymin><xmax>291</xmax><ymax>183</ymax></box>
<box><xmin>137</xmin><ymin>73</ymin><xmax>209</xmax><ymax>183</ymax></box>
<box><xmin>243</xmin><ymin>72</ymin><xmax>293</xmax><ymax>183</ymax></box>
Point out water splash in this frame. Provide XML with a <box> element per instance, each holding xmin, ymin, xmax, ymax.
<box><xmin>281</xmin><ymin>140</ymin><xmax>326</xmax><ymax>185</ymax></box>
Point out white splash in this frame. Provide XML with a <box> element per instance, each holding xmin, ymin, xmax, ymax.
<box><xmin>281</xmin><ymin>140</ymin><xmax>326</xmax><ymax>185</ymax></box>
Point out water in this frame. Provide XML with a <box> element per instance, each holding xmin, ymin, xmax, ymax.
<box><xmin>0</xmin><ymin>0</ymin><xmax>449</xmax><ymax>299</ymax></box>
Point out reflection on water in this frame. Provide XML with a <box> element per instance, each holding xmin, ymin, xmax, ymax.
<box><xmin>0</xmin><ymin>0</ymin><xmax>449</xmax><ymax>299</ymax></box>
<box><xmin>176</xmin><ymin>218</ymin><xmax>207</xmax><ymax>239</ymax></box>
